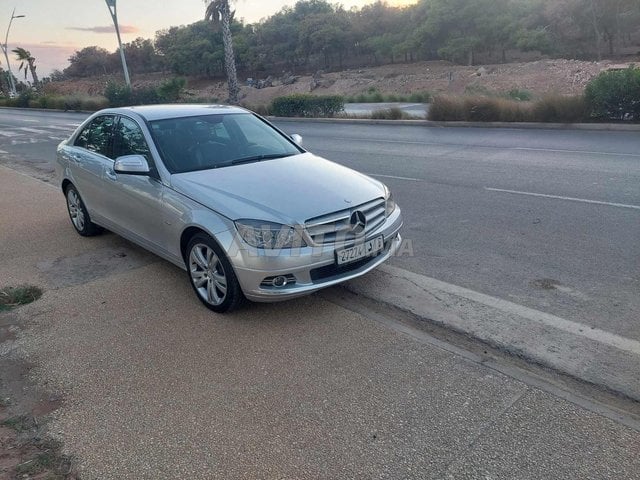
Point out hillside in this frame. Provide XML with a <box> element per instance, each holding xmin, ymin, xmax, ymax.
<box><xmin>46</xmin><ymin>58</ymin><xmax>636</xmax><ymax>107</ymax></box>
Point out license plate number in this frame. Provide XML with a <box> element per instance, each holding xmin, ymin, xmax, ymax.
<box><xmin>336</xmin><ymin>236</ymin><xmax>384</xmax><ymax>265</ymax></box>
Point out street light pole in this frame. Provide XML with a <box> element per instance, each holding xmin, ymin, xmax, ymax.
<box><xmin>105</xmin><ymin>0</ymin><xmax>131</xmax><ymax>87</ymax></box>
<box><xmin>1</xmin><ymin>8</ymin><xmax>25</xmax><ymax>96</ymax></box>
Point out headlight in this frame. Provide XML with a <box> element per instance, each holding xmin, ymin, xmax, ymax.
<box><xmin>384</xmin><ymin>186</ymin><xmax>397</xmax><ymax>217</ymax></box>
<box><xmin>235</xmin><ymin>220</ymin><xmax>307</xmax><ymax>249</ymax></box>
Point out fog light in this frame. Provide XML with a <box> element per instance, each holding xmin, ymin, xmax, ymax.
<box><xmin>273</xmin><ymin>276</ymin><xmax>288</xmax><ymax>287</ymax></box>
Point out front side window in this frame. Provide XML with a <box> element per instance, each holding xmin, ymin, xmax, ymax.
<box><xmin>75</xmin><ymin>115</ymin><xmax>115</xmax><ymax>157</ymax></box>
<box><xmin>113</xmin><ymin>117</ymin><xmax>152</xmax><ymax>162</ymax></box>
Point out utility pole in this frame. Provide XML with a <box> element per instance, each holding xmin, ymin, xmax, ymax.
<box><xmin>1</xmin><ymin>8</ymin><xmax>25</xmax><ymax>96</ymax></box>
<box><xmin>105</xmin><ymin>0</ymin><xmax>131</xmax><ymax>87</ymax></box>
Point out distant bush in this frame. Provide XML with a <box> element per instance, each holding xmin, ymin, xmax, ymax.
<box><xmin>157</xmin><ymin>77</ymin><xmax>186</xmax><ymax>102</ymax></box>
<box><xmin>270</xmin><ymin>94</ymin><xmax>344</xmax><ymax>117</ymax></box>
<box><xmin>104</xmin><ymin>81</ymin><xmax>132</xmax><ymax>107</ymax></box>
<box><xmin>7</xmin><ymin>91</ymin><xmax>34</xmax><ymax>108</ymax></box>
<box><xmin>505</xmin><ymin>88</ymin><xmax>533</xmax><ymax>101</ymax></box>
<box><xmin>531</xmin><ymin>95</ymin><xmax>587</xmax><ymax>123</ymax></box>
<box><xmin>428</xmin><ymin>95</ymin><xmax>587</xmax><ymax>123</ymax></box>
<box><xmin>104</xmin><ymin>77</ymin><xmax>188</xmax><ymax>107</ymax></box>
<box><xmin>585</xmin><ymin>67</ymin><xmax>640</xmax><ymax>121</ymax></box>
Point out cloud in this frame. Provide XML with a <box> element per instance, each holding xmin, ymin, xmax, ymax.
<box><xmin>66</xmin><ymin>25</ymin><xmax>140</xmax><ymax>34</ymax></box>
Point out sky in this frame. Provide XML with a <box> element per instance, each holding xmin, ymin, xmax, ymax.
<box><xmin>2</xmin><ymin>0</ymin><xmax>415</xmax><ymax>77</ymax></box>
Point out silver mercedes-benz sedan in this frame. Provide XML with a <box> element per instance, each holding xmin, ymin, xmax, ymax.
<box><xmin>56</xmin><ymin>105</ymin><xmax>403</xmax><ymax>312</ymax></box>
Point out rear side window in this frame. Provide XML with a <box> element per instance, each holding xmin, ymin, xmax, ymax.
<box><xmin>75</xmin><ymin>115</ymin><xmax>115</xmax><ymax>157</ymax></box>
<box><xmin>112</xmin><ymin>117</ymin><xmax>152</xmax><ymax>162</ymax></box>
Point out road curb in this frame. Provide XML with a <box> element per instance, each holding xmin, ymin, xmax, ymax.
<box><xmin>345</xmin><ymin>265</ymin><xmax>640</xmax><ymax>402</ymax></box>
<box><xmin>270</xmin><ymin>116</ymin><xmax>640</xmax><ymax>131</ymax></box>
<box><xmin>2</xmin><ymin>107</ymin><xmax>638</xmax><ymax>131</ymax></box>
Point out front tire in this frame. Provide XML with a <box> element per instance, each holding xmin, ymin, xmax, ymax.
<box><xmin>186</xmin><ymin>233</ymin><xmax>244</xmax><ymax>313</ymax></box>
<box><xmin>65</xmin><ymin>184</ymin><xmax>101</xmax><ymax>237</ymax></box>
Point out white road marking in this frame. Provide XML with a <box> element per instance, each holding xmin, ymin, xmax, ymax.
<box><xmin>17</xmin><ymin>127</ymin><xmax>54</xmax><ymax>134</ymax></box>
<box><xmin>0</xmin><ymin>149</ymin><xmax>8</xmax><ymax>154</ymax></box>
<box><xmin>515</xmin><ymin>147</ymin><xmax>640</xmax><ymax>158</ymax></box>
<box><xmin>366</xmin><ymin>173</ymin><xmax>423</xmax><ymax>182</ymax></box>
<box><xmin>382</xmin><ymin>265</ymin><xmax>640</xmax><ymax>356</ymax></box>
<box><xmin>0</xmin><ymin>130</ymin><xmax>22</xmax><ymax>137</ymax></box>
<box><xmin>486</xmin><ymin>187</ymin><xmax>640</xmax><ymax>211</ymax></box>
<box><xmin>43</xmin><ymin>125</ymin><xmax>75</xmax><ymax>132</ymax></box>
<box><xmin>20</xmin><ymin>119</ymin><xmax>40</xmax><ymax>123</ymax></box>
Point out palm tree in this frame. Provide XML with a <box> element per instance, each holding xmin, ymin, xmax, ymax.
<box><xmin>205</xmin><ymin>0</ymin><xmax>240</xmax><ymax>104</ymax></box>
<box><xmin>12</xmin><ymin>47</ymin><xmax>39</xmax><ymax>87</ymax></box>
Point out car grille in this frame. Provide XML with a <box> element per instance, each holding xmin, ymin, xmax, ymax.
<box><xmin>304</xmin><ymin>198</ymin><xmax>386</xmax><ymax>245</ymax></box>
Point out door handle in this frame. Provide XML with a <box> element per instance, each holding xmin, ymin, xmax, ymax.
<box><xmin>105</xmin><ymin>168</ymin><xmax>117</xmax><ymax>181</ymax></box>
<box><xmin>69</xmin><ymin>153</ymin><xmax>82</xmax><ymax>164</ymax></box>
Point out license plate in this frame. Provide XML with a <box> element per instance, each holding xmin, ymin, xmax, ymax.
<box><xmin>336</xmin><ymin>236</ymin><xmax>384</xmax><ymax>265</ymax></box>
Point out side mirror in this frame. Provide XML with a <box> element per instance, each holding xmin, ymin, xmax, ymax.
<box><xmin>114</xmin><ymin>155</ymin><xmax>150</xmax><ymax>175</ymax></box>
<box><xmin>291</xmin><ymin>134</ymin><xmax>303</xmax><ymax>146</ymax></box>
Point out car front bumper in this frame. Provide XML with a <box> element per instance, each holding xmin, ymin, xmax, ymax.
<box><xmin>229</xmin><ymin>209</ymin><xmax>403</xmax><ymax>302</ymax></box>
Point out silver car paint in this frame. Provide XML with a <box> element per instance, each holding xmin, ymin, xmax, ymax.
<box><xmin>56</xmin><ymin>105</ymin><xmax>403</xmax><ymax>302</ymax></box>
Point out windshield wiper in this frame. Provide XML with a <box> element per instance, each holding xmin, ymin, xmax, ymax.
<box><xmin>231</xmin><ymin>153</ymin><xmax>295</xmax><ymax>165</ymax></box>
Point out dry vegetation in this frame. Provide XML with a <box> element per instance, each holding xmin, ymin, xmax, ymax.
<box><xmin>43</xmin><ymin>58</ymin><xmax>634</xmax><ymax>108</ymax></box>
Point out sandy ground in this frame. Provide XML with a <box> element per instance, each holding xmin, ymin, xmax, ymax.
<box><xmin>1</xmin><ymin>163</ymin><xmax>640</xmax><ymax>478</ymax></box>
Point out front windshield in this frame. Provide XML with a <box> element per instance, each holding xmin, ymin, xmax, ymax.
<box><xmin>149</xmin><ymin>113</ymin><xmax>302</xmax><ymax>174</ymax></box>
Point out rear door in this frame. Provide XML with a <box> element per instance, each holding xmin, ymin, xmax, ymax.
<box><xmin>67</xmin><ymin>115</ymin><xmax>115</xmax><ymax>220</ymax></box>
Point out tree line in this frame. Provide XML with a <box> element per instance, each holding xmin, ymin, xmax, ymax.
<box><xmin>52</xmin><ymin>0</ymin><xmax>640</xmax><ymax>81</ymax></box>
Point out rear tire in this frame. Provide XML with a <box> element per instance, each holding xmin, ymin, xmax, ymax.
<box><xmin>65</xmin><ymin>184</ymin><xmax>101</xmax><ymax>237</ymax></box>
<box><xmin>186</xmin><ymin>233</ymin><xmax>244</xmax><ymax>313</ymax></box>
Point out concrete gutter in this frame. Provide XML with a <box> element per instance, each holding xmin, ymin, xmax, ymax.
<box><xmin>270</xmin><ymin>116</ymin><xmax>640</xmax><ymax>132</ymax></box>
<box><xmin>345</xmin><ymin>265</ymin><xmax>640</xmax><ymax>402</ymax></box>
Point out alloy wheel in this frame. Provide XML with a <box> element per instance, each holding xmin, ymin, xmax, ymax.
<box><xmin>189</xmin><ymin>243</ymin><xmax>228</xmax><ymax>306</ymax></box>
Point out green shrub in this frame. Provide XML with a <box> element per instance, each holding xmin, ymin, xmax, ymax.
<box><xmin>157</xmin><ymin>77</ymin><xmax>186</xmax><ymax>102</ymax></box>
<box><xmin>8</xmin><ymin>91</ymin><xmax>33</xmax><ymax>108</ymax></box>
<box><xmin>104</xmin><ymin>81</ymin><xmax>132</xmax><ymax>107</ymax></box>
<box><xmin>585</xmin><ymin>67</ymin><xmax>640</xmax><ymax>121</ymax></box>
<box><xmin>131</xmin><ymin>86</ymin><xmax>162</xmax><ymax>105</ymax></box>
<box><xmin>270</xmin><ymin>94</ymin><xmax>344</xmax><ymax>117</ymax></box>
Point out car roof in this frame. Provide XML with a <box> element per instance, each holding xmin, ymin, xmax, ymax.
<box><xmin>104</xmin><ymin>104</ymin><xmax>249</xmax><ymax>122</ymax></box>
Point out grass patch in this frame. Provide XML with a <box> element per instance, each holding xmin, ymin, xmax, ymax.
<box><xmin>2</xmin><ymin>415</ymin><xmax>35</xmax><ymax>432</ymax></box>
<box><xmin>370</xmin><ymin>107</ymin><xmax>419</xmax><ymax>120</ymax></box>
<box><xmin>0</xmin><ymin>285</ymin><xmax>43</xmax><ymax>312</ymax></box>
<box><xmin>16</xmin><ymin>451</ymin><xmax>56</xmax><ymax>475</ymax></box>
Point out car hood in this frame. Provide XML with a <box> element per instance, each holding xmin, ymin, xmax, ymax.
<box><xmin>170</xmin><ymin>152</ymin><xmax>385</xmax><ymax>224</ymax></box>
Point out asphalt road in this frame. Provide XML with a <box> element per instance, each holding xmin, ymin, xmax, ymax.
<box><xmin>1</xmin><ymin>108</ymin><xmax>638</xmax><ymax>343</ymax></box>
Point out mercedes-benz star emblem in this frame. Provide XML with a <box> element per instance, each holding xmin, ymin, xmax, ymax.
<box><xmin>349</xmin><ymin>210</ymin><xmax>367</xmax><ymax>234</ymax></box>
